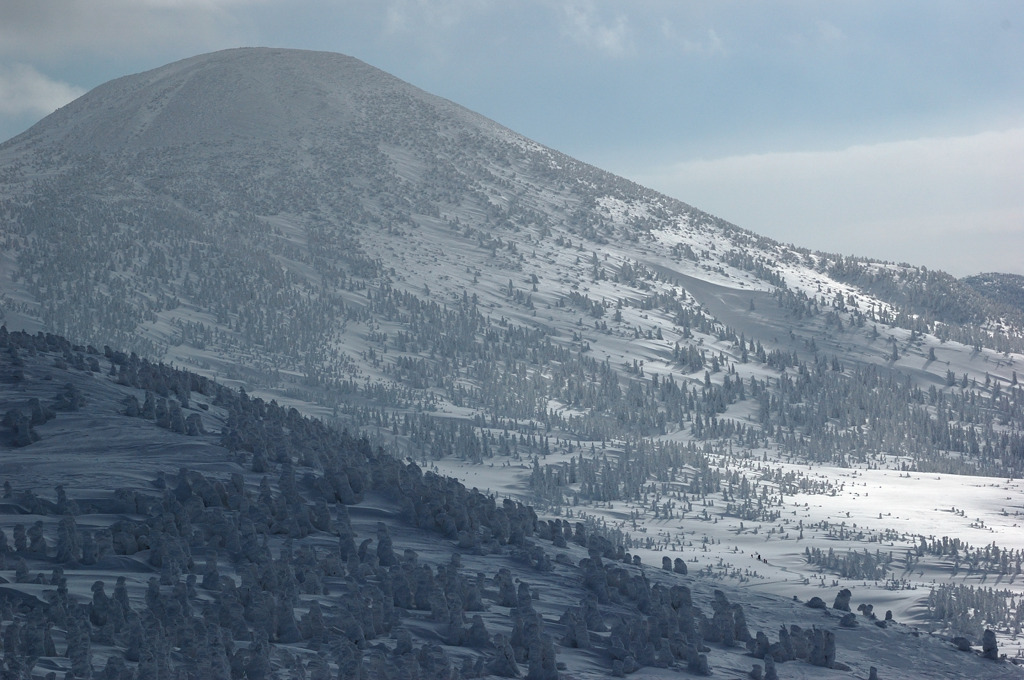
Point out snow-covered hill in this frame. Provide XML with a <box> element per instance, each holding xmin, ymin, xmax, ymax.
<box><xmin>0</xmin><ymin>48</ymin><xmax>1022</xmax><ymax>675</ymax></box>
<box><xmin>1</xmin><ymin>327</ymin><xmax>1021</xmax><ymax>679</ymax></box>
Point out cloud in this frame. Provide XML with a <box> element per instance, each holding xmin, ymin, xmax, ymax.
<box><xmin>0</xmin><ymin>64</ymin><xmax>85</xmax><ymax>116</ymax></box>
<box><xmin>0</xmin><ymin>0</ymin><xmax>259</xmax><ymax>57</ymax></box>
<box><xmin>659</xmin><ymin>21</ymin><xmax>725</xmax><ymax>57</ymax></box>
<box><xmin>560</xmin><ymin>1</ymin><xmax>631</xmax><ymax>57</ymax></box>
<box><xmin>630</xmin><ymin>128</ymin><xmax>1024</xmax><ymax>275</ymax></box>
<box><xmin>814</xmin><ymin>19</ymin><xmax>845</xmax><ymax>44</ymax></box>
<box><xmin>383</xmin><ymin>0</ymin><xmax>486</xmax><ymax>35</ymax></box>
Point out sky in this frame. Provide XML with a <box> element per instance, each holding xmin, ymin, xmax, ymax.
<box><xmin>0</xmin><ymin>1</ymin><xmax>1022</xmax><ymax>277</ymax></box>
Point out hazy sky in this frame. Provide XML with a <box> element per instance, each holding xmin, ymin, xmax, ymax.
<box><xmin>1</xmin><ymin>1</ymin><xmax>1021</xmax><ymax>276</ymax></box>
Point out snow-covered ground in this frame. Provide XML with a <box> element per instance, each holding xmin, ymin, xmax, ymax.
<box><xmin>0</xmin><ymin>47</ymin><xmax>1022</xmax><ymax>678</ymax></box>
<box><xmin>2</xmin><ymin>335</ymin><xmax>1022</xmax><ymax>678</ymax></box>
<box><xmin>433</xmin><ymin>443</ymin><xmax>1024</xmax><ymax>660</ymax></box>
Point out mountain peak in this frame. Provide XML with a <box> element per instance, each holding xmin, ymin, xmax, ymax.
<box><xmin>3</xmin><ymin>47</ymin><xmax>462</xmax><ymax>155</ymax></box>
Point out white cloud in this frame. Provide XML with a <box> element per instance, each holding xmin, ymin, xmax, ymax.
<box><xmin>560</xmin><ymin>1</ymin><xmax>631</xmax><ymax>57</ymax></box>
<box><xmin>814</xmin><ymin>19</ymin><xmax>845</xmax><ymax>44</ymax></box>
<box><xmin>0</xmin><ymin>64</ymin><xmax>85</xmax><ymax>116</ymax></box>
<box><xmin>660</xmin><ymin>21</ymin><xmax>724</xmax><ymax>57</ymax></box>
<box><xmin>383</xmin><ymin>0</ymin><xmax>486</xmax><ymax>35</ymax></box>
<box><xmin>680</xmin><ymin>28</ymin><xmax>724</xmax><ymax>57</ymax></box>
<box><xmin>630</xmin><ymin>129</ymin><xmax>1024</xmax><ymax>275</ymax></box>
<box><xmin>0</xmin><ymin>0</ymin><xmax>258</xmax><ymax>57</ymax></box>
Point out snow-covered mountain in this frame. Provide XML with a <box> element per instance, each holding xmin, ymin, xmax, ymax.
<box><xmin>0</xmin><ymin>47</ymin><xmax>1023</xmax><ymax>677</ymax></box>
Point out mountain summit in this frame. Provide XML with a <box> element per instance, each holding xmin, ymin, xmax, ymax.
<box><xmin>5</xmin><ymin>48</ymin><xmax>471</xmax><ymax>153</ymax></box>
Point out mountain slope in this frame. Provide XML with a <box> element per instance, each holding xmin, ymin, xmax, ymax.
<box><xmin>1</xmin><ymin>327</ymin><xmax>1021</xmax><ymax>679</ymax></box>
<box><xmin>964</xmin><ymin>273</ymin><xmax>1024</xmax><ymax>317</ymax></box>
<box><xmin>0</xmin><ymin>48</ymin><xmax>1023</xmax><ymax>666</ymax></box>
